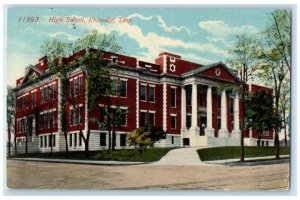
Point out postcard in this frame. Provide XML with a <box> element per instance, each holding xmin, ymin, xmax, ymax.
<box><xmin>5</xmin><ymin>6</ymin><xmax>291</xmax><ymax>191</ymax></box>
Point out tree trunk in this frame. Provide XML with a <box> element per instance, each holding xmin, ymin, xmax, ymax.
<box><xmin>8</xmin><ymin>128</ymin><xmax>11</xmax><ymax>157</ymax></box>
<box><xmin>283</xmin><ymin>111</ymin><xmax>287</xmax><ymax>147</ymax></box>
<box><xmin>25</xmin><ymin>134</ymin><xmax>28</xmax><ymax>154</ymax></box>
<box><xmin>240</xmin><ymin>66</ymin><xmax>245</xmax><ymax>162</ymax></box>
<box><xmin>112</xmin><ymin>125</ymin><xmax>116</xmax><ymax>151</ymax></box>
<box><xmin>274</xmin><ymin>95</ymin><xmax>280</xmax><ymax>159</ymax></box>
<box><xmin>84</xmin><ymin>129</ymin><xmax>90</xmax><ymax>157</ymax></box>
<box><xmin>64</xmin><ymin>131</ymin><xmax>69</xmax><ymax>157</ymax></box>
<box><xmin>14</xmin><ymin>134</ymin><xmax>17</xmax><ymax>155</ymax></box>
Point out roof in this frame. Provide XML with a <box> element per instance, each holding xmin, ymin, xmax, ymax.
<box><xmin>181</xmin><ymin>61</ymin><xmax>241</xmax><ymax>82</ymax></box>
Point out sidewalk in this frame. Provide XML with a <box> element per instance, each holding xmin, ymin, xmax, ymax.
<box><xmin>10</xmin><ymin>158</ymin><xmax>145</xmax><ymax>166</ymax></box>
<box><xmin>148</xmin><ymin>147</ymin><xmax>209</xmax><ymax>166</ymax></box>
<box><xmin>204</xmin><ymin>154</ymin><xmax>290</xmax><ymax>165</ymax></box>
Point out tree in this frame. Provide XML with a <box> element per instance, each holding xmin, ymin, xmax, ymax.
<box><xmin>7</xmin><ymin>86</ymin><xmax>16</xmax><ymax>157</ymax></box>
<box><xmin>259</xmin><ymin>9</ymin><xmax>291</xmax><ymax>159</ymax></box>
<box><xmin>40</xmin><ymin>30</ymin><xmax>122</xmax><ymax>156</ymax></box>
<box><xmin>127</xmin><ymin>126</ymin><xmax>167</xmax><ymax>153</ymax></box>
<box><xmin>97</xmin><ymin>105</ymin><xmax>127</xmax><ymax>151</ymax></box>
<box><xmin>245</xmin><ymin>91</ymin><xmax>274</xmax><ymax>147</ymax></box>
<box><xmin>279</xmin><ymin>81</ymin><xmax>290</xmax><ymax>147</ymax></box>
<box><xmin>228</xmin><ymin>34</ymin><xmax>261</xmax><ymax>161</ymax></box>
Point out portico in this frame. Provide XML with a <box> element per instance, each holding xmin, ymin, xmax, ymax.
<box><xmin>180</xmin><ymin>78</ymin><xmax>241</xmax><ymax>147</ymax></box>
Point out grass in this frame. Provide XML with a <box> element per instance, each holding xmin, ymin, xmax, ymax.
<box><xmin>197</xmin><ymin>146</ymin><xmax>290</xmax><ymax>161</ymax></box>
<box><xmin>9</xmin><ymin>148</ymin><xmax>175</xmax><ymax>162</ymax></box>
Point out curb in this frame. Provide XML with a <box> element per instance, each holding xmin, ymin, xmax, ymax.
<box><xmin>9</xmin><ymin>158</ymin><xmax>146</xmax><ymax>166</ymax></box>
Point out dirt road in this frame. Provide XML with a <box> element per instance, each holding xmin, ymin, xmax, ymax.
<box><xmin>6</xmin><ymin>160</ymin><xmax>289</xmax><ymax>190</ymax></box>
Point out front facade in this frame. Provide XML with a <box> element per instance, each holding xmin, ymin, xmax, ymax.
<box><xmin>13</xmin><ymin>50</ymin><xmax>274</xmax><ymax>153</ymax></box>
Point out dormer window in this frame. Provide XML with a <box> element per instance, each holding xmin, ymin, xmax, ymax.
<box><xmin>170</xmin><ymin>56</ymin><xmax>176</xmax><ymax>63</ymax></box>
<box><xmin>111</xmin><ymin>56</ymin><xmax>118</xmax><ymax>63</ymax></box>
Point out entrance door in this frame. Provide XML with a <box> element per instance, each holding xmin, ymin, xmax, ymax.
<box><xmin>183</xmin><ymin>138</ymin><xmax>190</xmax><ymax>146</ymax></box>
<box><xmin>200</xmin><ymin>117</ymin><xmax>207</xmax><ymax>136</ymax></box>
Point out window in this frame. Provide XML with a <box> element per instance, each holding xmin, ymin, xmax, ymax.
<box><xmin>187</xmin><ymin>88</ymin><xmax>192</xmax><ymax>106</ymax></box>
<box><xmin>79</xmin><ymin>107</ymin><xmax>84</xmax><ymax>124</ymax></box>
<box><xmin>171</xmin><ymin>88</ymin><xmax>176</xmax><ymax>107</ymax></box>
<box><xmin>32</xmin><ymin>92</ymin><xmax>36</xmax><ymax>108</ymax></box>
<box><xmin>69</xmin><ymin>134</ymin><xmax>72</xmax><ymax>147</ymax></box>
<box><xmin>140</xmin><ymin>112</ymin><xmax>147</xmax><ymax>126</ymax></box>
<box><xmin>230</xmin><ymin>97</ymin><xmax>234</xmax><ymax>114</ymax></box>
<box><xmin>49</xmin><ymin>135</ymin><xmax>52</xmax><ymax>147</ymax></box>
<box><xmin>120</xmin><ymin>134</ymin><xmax>126</xmax><ymax>147</ymax></box>
<box><xmin>74</xmin><ymin>133</ymin><xmax>77</xmax><ymax>147</ymax></box>
<box><xmin>217</xmin><ymin>118</ymin><xmax>221</xmax><ymax>130</ymax></box>
<box><xmin>40</xmin><ymin>136</ymin><xmax>43</xmax><ymax>148</ymax></box>
<box><xmin>100</xmin><ymin>132</ymin><xmax>106</xmax><ymax>146</ymax></box>
<box><xmin>119</xmin><ymin>80</ymin><xmax>127</xmax><ymax>97</ymax></box>
<box><xmin>218</xmin><ymin>95</ymin><xmax>222</xmax><ymax>110</ymax></box>
<box><xmin>53</xmin><ymin>135</ymin><xmax>56</xmax><ymax>147</ymax></box>
<box><xmin>69</xmin><ymin>79</ymin><xmax>74</xmax><ymax>97</ymax></box>
<box><xmin>44</xmin><ymin>135</ymin><xmax>47</xmax><ymax>147</ymax></box>
<box><xmin>149</xmin><ymin>113</ymin><xmax>155</xmax><ymax>127</ymax></box>
<box><xmin>149</xmin><ymin>86</ymin><xmax>155</xmax><ymax>102</ymax></box>
<box><xmin>79</xmin><ymin>134</ymin><xmax>82</xmax><ymax>146</ymax></box>
<box><xmin>79</xmin><ymin>76</ymin><xmax>83</xmax><ymax>94</ymax></box>
<box><xmin>74</xmin><ymin>78</ymin><xmax>79</xmax><ymax>96</ymax></box>
<box><xmin>140</xmin><ymin>85</ymin><xmax>146</xmax><ymax>101</ymax></box>
<box><xmin>187</xmin><ymin>115</ymin><xmax>191</xmax><ymax>129</ymax></box>
<box><xmin>171</xmin><ymin>116</ymin><xmax>176</xmax><ymax>129</ymax></box>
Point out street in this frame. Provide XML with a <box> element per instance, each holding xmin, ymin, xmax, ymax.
<box><xmin>6</xmin><ymin>160</ymin><xmax>289</xmax><ymax>190</ymax></box>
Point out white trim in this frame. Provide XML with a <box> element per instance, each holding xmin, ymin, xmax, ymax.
<box><xmin>140</xmin><ymin>82</ymin><xmax>147</xmax><ymax>86</ymax></box>
<box><xmin>136</xmin><ymin>78</ymin><xmax>140</xmax><ymax>128</ymax></box>
<box><xmin>149</xmin><ymin>84</ymin><xmax>156</xmax><ymax>87</ymax></box>
<box><xmin>170</xmin><ymin>113</ymin><xmax>177</xmax><ymax>116</ymax></box>
<box><xmin>145</xmin><ymin>64</ymin><xmax>152</xmax><ymax>68</ymax></box>
<box><xmin>120</xmin><ymin>78</ymin><xmax>128</xmax><ymax>81</ymax></box>
<box><xmin>140</xmin><ymin>109</ymin><xmax>147</xmax><ymax>113</ymax></box>
<box><xmin>163</xmin><ymin>82</ymin><xmax>167</xmax><ymax>131</ymax></box>
<box><xmin>163</xmin><ymin>55</ymin><xmax>167</xmax><ymax>73</ymax></box>
<box><xmin>149</xmin><ymin>110</ymin><xmax>156</xmax><ymax>113</ymax></box>
<box><xmin>170</xmin><ymin>85</ymin><xmax>177</xmax><ymax>89</ymax></box>
<box><xmin>187</xmin><ymin>113</ymin><xmax>192</xmax><ymax>116</ymax></box>
<box><xmin>170</xmin><ymin>56</ymin><xmax>176</xmax><ymax>63</ymax></box>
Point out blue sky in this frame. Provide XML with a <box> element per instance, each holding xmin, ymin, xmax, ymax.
<box><xmin>7</xmin><ymin>7</ymin><xmax>278</xmax><ymax>86</ymax></box>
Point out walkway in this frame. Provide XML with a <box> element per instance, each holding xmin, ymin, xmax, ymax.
<box><xmin>149</xmin><ymin>147</ymin><xmax>206</xmax><ymax>166</ymax></box>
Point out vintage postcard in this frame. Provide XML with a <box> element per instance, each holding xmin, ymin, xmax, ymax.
<box><xmin>5</xmin><ymin>6</ymin><xmax>291</xmax><ymax>191</ymax></box>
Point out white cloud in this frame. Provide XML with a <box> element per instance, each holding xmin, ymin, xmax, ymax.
<box><xmin>156</xmin><ymin>16</ymin><xmax>193</xmax><ymax>35</ymax></box>
<box><xmin>199</xmin><ymin>20</ymin><xmax>258</xmax><ymax>37</ymax></box>
<box><xmin>127</xmin><ymin>13</ymin><xmax>153</xmax><ymax>21</ymax></box>
<box><xmin>48</xmin><ymin>31</ymin><xmax>80</xmax><ymax>41</ymax></box>
<box><xmin>78</xmin><ymin>15</ymin><xmax>228</xmax><ymax>62</ymax></box>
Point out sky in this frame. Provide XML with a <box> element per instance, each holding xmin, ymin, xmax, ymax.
<box><xmin>6</xmin><ymin>7</ymin><xmax>280</xmax><ymax>87</ymax></box>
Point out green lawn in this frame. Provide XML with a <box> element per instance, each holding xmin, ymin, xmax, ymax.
<box><xmin>197</xmin><ymin>146</ymin><xmax>290</xmax><ymax>161</ymax></box>
<box><xmin>10</xmin><ymin>148</ymin><xmax>175</xmax><ymax>162</ymax></box>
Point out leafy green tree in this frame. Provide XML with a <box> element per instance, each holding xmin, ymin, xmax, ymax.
<box><xmin>7</xmin><ymin>86</ymin><xmax>16</xmax><ymax>157</ymax></box>
<box><xmin>127</xmin><ymin>126</ymin><xmax>167</xmax><ymax>153</ymax></box>
<box><xmin>40</xmin><ymin>30</ymin><xmax>122</xmax><ymax>156</ymax></box>
<box><xmin>258</xmin><ymin>9</ymin><xmax>291</xmax><ymax>159</ymax></box>
<box><xmin>228</xmin><ymin>34</ymin><xmax>261</xmax><ymax>161</ymax></box>
<box><xmin>245</xmin><ymin>91</ymin><xmax>274</xmax><ymax>147</ymax></box>
<box><xmin>97</xmin><ymin>105</ymin><xmax>127</xmax><ymax>151</ymax></box>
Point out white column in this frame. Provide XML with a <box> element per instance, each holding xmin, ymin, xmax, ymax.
<box><xmin>232</xmin><ymin>92</ymin><xmax>241</xmax><ymax>140</ymax></box>
<box><xmin>234</xmin><ymin>92</ymin><xmax>240</xmax><ymax>131</ymax></box>
<box><xmin>191</xmin><ymin>83</ymin><xmax>199</xmax><ymax>129</ymax></box>
<box><xmin>206</xmin><ymin>86</ymin><xmax>213</xmax><ymax>129</ymax></box>
<box><xmin>181</xmin><ymin>86</ymin><xmax>187</xmax><ymax>131</ymax></box>
<box><xmin>205</xmin><ymin>86</ymin><xmax>215</xmax><ymax>138</ymax></box>
<box><xmin>221</xmin><ymin>90</ymin><xmax>228</xmax><ymax>132</ymax></box>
